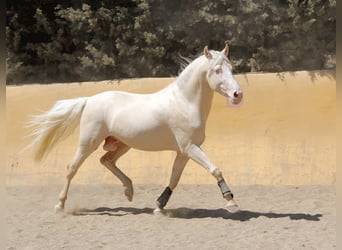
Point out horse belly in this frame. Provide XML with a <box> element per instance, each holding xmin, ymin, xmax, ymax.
<box><xmin>115</xmin><ymin>125</ymin><xmax>177</xmax><ymax>151</ymax></box>
<box><xmin>109</xmin><ymin>110</ymin><xmax>178</xmax><ymax>151</ymax></box>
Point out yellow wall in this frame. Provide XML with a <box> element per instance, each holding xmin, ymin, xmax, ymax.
<box><xmin>6</xmin><ymin>71</ymin><xmax>336</xmax><ymax>186</ymax></box>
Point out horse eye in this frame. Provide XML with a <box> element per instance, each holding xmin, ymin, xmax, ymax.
<box><xmin>215</xmin><ymin>68</ymin><xmax>222</xmax><ymax>74</ymax></box>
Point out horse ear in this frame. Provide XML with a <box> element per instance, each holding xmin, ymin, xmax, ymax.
<box><xmin>204</xmin><ymin>46</ymin><xmax>212</xmax><ymax>59</ymax></box>
<box><xmin>222</xmin><ymin>41</ymin><xmax>229</xmax><ymax>57</ymax></box>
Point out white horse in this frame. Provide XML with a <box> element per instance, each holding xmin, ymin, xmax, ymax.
<box><xmin>28</xmin><ymin>42</ymin><xmax>243</xmax><ymax>214</ymax></box>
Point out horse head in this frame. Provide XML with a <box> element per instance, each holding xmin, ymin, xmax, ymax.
<box><xmin>204</xmin><ymin>42</ymin><xmax>243</xmax><ymax>107</ymax></box>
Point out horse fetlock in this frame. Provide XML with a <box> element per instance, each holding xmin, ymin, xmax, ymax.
<box><xmin>54</xmin><ymin>203</ymin><xmax>64</xmax><ymax>213</ymax></box>
<box><xmin>224</xmin><ymin>193</ymin><xmax>234</xmax><ymax>201</ymax></box>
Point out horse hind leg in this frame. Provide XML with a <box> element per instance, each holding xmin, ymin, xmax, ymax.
<box><xmin>55</xmin><ymin>145</ymin><xmax>94</xmax><ymax>212</ymax></box>
<box><xmin>100</xmin><ymin>144</ymin><xmax>133</xmax><ymax>201</ymax></box>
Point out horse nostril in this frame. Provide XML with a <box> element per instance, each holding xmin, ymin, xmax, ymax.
<box><xmin>233</xmin><ymin>91</ymin><xmax>239</xmax><ymax>98</ymax></box>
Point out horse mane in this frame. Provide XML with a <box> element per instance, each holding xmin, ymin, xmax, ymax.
<box><xmin>177</xmin><ymin>50</ymin><xmax>230</xmax><ymax>77</ymax></box>
<box><xmin>177</xmin><ymin>51</ymin><xmax>203</xmax><ymax>76</ymax></box>
<box><xmin>178</xmin><ymin>55</ymin><xmax>193</xmax><ymax>74</ymax></box>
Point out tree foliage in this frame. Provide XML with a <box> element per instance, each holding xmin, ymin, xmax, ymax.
<box><xmin>6</xmin><ymin>0</ymin><xmax>336</xmax><ymax>84</ymax></box>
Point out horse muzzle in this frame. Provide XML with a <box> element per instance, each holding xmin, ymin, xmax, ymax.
<box><xmin>227</xmin><ymin>91</ymin><xmax>243</xmax><ymax>108</ymax></box>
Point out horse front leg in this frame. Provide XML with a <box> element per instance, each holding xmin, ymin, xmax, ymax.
<box><xmin>185</xmin><ymin>144</ymin><xmax>240</xmax><ymax>213</ymax></box>
<box><xmin>154</xmin><ymin>153</ymin><xmax>189</xmax><ymax>213</ymax></box>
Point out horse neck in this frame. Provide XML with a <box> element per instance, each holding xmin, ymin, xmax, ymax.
<box><xmin>175</xmin><ymin>58</ymin><xmax>214</xmax><ymax>120</ymax></box>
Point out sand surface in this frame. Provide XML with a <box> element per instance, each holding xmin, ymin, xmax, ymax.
<box><xmin>6</xmin><ymin>183</ymin><xmax>335</xmax><ymax>250</ymax></box>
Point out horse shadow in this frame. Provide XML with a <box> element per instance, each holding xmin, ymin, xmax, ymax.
<box><xmin>71</xmin><ymin>206</ymin><xmax>322</xmax><ymax>222</ymax></box>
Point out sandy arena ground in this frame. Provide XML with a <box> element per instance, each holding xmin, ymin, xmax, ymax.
<box><xmin>6</xmin><ymin>71</ymin><xmax>336</xmax><ymax>249</ymax></box>
<box><xmin>6</xmin><ymin>183</ymin><xmax>335</xmax><ymax>250</ymax></box>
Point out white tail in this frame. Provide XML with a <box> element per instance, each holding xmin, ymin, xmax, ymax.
<box><xmin>27</xmin><ymin>97</ymin><xmax>88</xmax><ymax>162</ymax></box>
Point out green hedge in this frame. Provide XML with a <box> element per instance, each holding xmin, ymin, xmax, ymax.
<box><xmin>6</xmin><ymin>0</ymin><xmax>336</xmax><ymax>84</ymax></box>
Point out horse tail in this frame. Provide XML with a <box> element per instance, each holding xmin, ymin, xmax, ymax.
<box><xmin>27</xmin><ymin>97</ymin><xmax>88</xmax><ymax>162</ymax></box>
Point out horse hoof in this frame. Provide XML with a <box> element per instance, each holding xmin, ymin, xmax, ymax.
<box><xmin>153</xmin><ymin>208</ymin><xmax>166</xmax><ymax>216</ymax></box>
<box><xmin>124</xmin><ymin>186</ymin><xmax>134</xmax><ymax>202</ymax></box>
<box><xmin>226</xmin><ymin>199</ymin><xmax>240</xmax><ymax>213</ymax></box>
<box><xmin>54</xmin><ymin>204</ymin><xmax>64</xmax><ymax>213</ymax></box>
